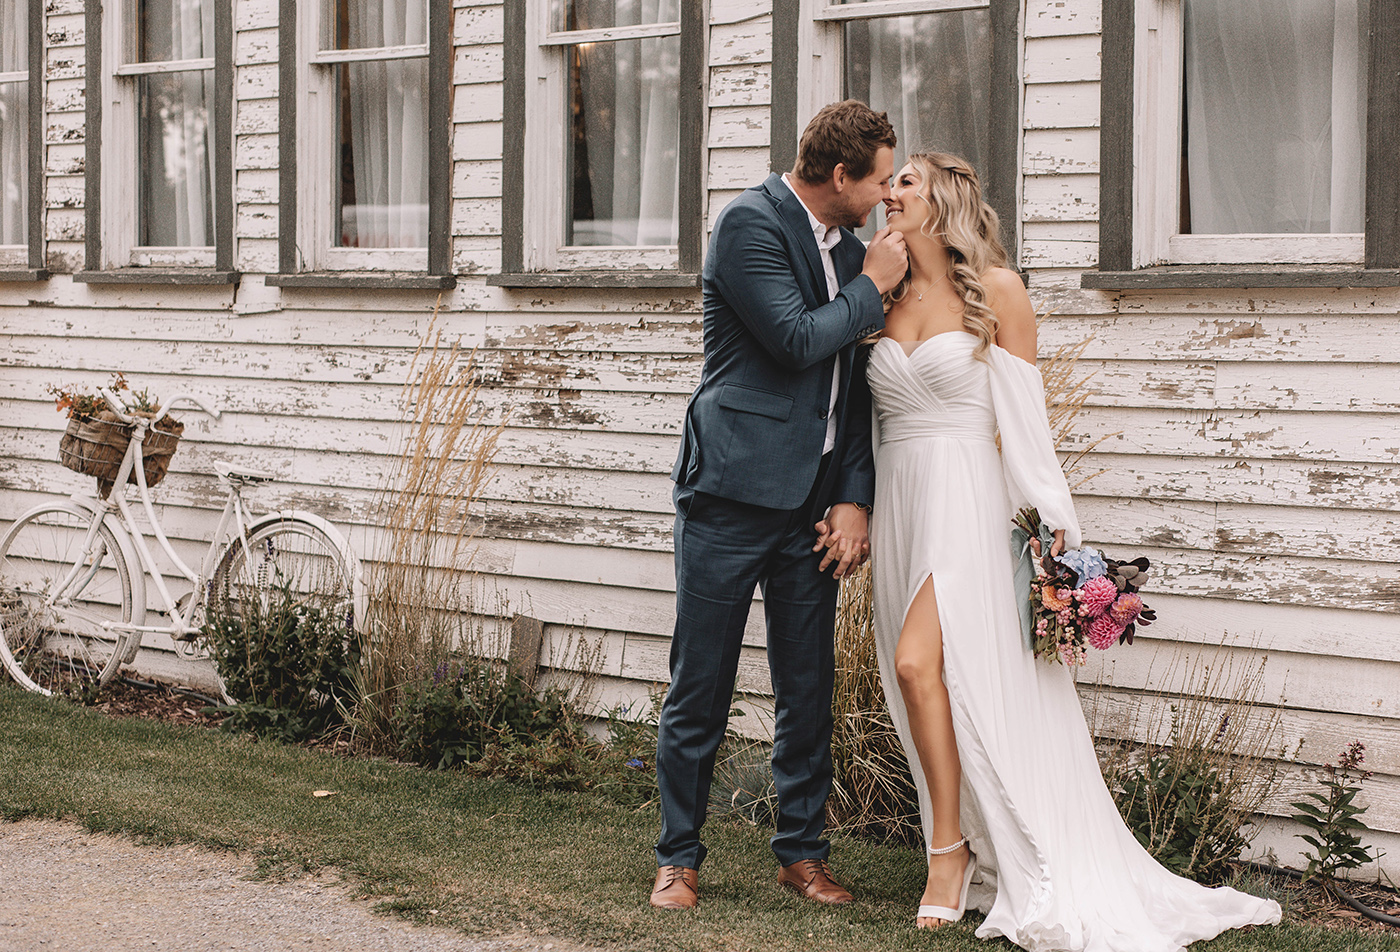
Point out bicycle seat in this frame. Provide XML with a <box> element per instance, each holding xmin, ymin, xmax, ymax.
<box><xmin>215</xmin><ymin>463</ymin><xmax>276</xmax><ymax>485</ymax></box>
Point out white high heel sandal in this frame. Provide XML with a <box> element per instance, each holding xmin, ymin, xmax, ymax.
<box><xmin>916</xmin><ymin>836</ymin><xmax>976</xmax><ymax>927</ymax></box>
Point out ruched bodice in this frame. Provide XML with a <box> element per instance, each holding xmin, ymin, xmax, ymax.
<box><xmin>864</xmin><ymin>330</ymin><xmax>1281</xmax><ymax>951</ymax></box>
<box><xmin>868</xmin><ymin>334</ymin><xmax>997</xmax><ymax>445</ymax></box>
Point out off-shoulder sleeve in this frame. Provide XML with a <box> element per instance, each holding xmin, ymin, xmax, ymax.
<box><xmin>987</xmin><ymin>344</ymin><xmax>1082</xmax><ymax>548</ymax></box>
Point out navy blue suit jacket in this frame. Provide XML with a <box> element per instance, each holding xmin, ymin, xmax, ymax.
<box><xmin>672</xmin><ymin>173</ymin><xmax>886</xmax><ymax>511</ymax></box>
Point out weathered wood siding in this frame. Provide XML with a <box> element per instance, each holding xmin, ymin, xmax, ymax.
<box><xmin>1021</xmin><ymin>0</ymin><xmax>1400</xmax><ymax>877</ymax></box>
<box><xmin>0</xmin><ymin>0</ymin><xmax>1395</xmax><ymax>877</ymax></box>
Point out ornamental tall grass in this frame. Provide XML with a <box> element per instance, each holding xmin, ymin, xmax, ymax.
<box><xmin>827</xmin><ymin>561</ymin><xmax>921</xmax><ymax>843</ymax></box>
<box><xmin>1085</xmin><ymin>646</ymin><xmax>1283</xmax><ymax>884</ymax></box>
<box><xmin>352</xmin><ymin>303</ymin><xmax>505</xmax><ymax>752</ymax></box>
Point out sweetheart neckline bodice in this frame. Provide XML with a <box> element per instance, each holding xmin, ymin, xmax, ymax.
<box><xmin>879</xmin><ymin>331</ymin><xmax>979</xmax><ymax>359</ymax></box>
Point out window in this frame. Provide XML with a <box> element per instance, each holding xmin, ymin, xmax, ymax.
<box><xmin>493</xmin><ymin>0</ymin><xmax>705</xmax><ymax>287</ymax></box>
<box><xmin>273</xmin><ymin>0</ymin><xmax>453</xmax><ymax>287</ymax></box>
<box><xmin>776</xmin><ymin>0</ymin><xmax>1020</xmax><ymax>256</ymax></box>
<box><xmin>0</xmin><ymin>0</ymin><xmax>42</xmax><ymax>277</ymax></box>
<box><xmin>82</xmin><ymin>0</ymin><xmax>232</xmax><ymax>280</ymax></box>
<box><xmin>1092</xmin><ymin>0</ymin><xmax>1400</xmax><ymax>283</ymax></box>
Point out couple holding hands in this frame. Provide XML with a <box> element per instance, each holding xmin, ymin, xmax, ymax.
<box><xmin>651</xmin><ymin>101</ymin><xmax>1281</xmax><ymax>951</ymax></box>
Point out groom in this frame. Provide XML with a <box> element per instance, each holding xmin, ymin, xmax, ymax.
<box><xmin>652</xmin><ymin>101</ymin><xmax>908</xmax><ymax>910</ymax></box>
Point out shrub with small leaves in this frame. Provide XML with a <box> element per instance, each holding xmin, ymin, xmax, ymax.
<box><xmin>205</xmin><ymin>580</ymin><xmax>361</xmax><ymax>742</ymax></box>
<box><xmin>1292</xmin><ymin>741</ymin><xmax>1379</xmax><ymax>883</ymax></box>
<box><xmin>1116</xmin><ymin>749</ymin><xmax>1252</xmax><ymax>885</ymax></box>
<box><xmin>391</xmin><ymin>661</ymin><xmax>576</xmax><ymax>770</ymax></box>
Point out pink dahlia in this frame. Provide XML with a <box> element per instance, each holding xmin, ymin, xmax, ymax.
<box><xmin>1110</xmin><ymin>592</ymin><xmax>1144</xmax><ymax>625</ymax></box>
<box><xmin>1087</xmin><ymin>614</ymin><xmax>1125</xmax><ymax>650</ymax></box>
<box><xmin>1077</xmin><ymin>576</ymin><xmax>1119</xmax><ymax>617</ymax></box>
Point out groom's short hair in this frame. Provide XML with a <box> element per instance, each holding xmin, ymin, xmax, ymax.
<box><xmin>792</xmin><ymin>100</ymin><xmax>898</xmax><ymax>186</ymax></box>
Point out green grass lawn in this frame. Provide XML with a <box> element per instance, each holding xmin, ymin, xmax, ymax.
<box><xmin>0</xmin><ymin>684</ymin><xmax>1389</xmax><ymax>952</ymax></box>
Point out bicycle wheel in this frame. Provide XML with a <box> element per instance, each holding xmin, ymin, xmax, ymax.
<box><xmin>207</xmin><ymin>517</ymin><xmax>358</xmax><ymax>702</ymax></box>
<box><xmin>0</xmin><ymin>504</ymin><xmax>137</xmax><ymax>696</ymax></box>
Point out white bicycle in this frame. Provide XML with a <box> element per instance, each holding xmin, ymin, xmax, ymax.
<box><xmin>0</xmin><ymin>388</ymin><xmax>361</xmax><ymax>699</ymax></box>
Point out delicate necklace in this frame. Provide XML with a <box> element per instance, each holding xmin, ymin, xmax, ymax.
<box><xmin>911</xmin><ymin>269</ymin><xmax>950</xmax><ymax>301</ymax></box>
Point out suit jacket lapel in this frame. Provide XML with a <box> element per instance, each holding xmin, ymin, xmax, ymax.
<box><xmin>765</xmin><ymin>174</ymin><xmax>830</xmax><ymax>305</ymax></box>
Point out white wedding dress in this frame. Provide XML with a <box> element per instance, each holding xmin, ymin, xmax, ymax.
<box><xmin>865</xmin><ymin>333</ymin><xmax>1280</xmax><ymax>952</ymax></box>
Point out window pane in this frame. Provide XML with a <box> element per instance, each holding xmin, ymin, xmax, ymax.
<box><xmin>0</xmin><ymin>82</ymin><xmax>25</xmax><ymax>247</ymax></box>
<box><xmin>138</xmin><ymin>71</ymin><xmax>215</xmax><ymax>247</ymax></box>
<box><xmin>138</xmin><ymin>0</ymin><xmax>214</xmax><ymax>62</ymax></box>
<box><xmin>335</xmin><ymin>58</ymin><xmax>429</xmax><ymax>248</ymax></box>
<box><xmin>554</xmin><ymin>0</ymin><xmax>680</xmax><ymax>32</ymax></box>
<box><xmin>332</xmin><ymin>0</ymin><xmax>428</xmax><ymax>50</ymax></box>
<box><xmin>1183</xmin><ymin>0</ymin><xmax>1368</xmax><ymax>234</ymax></box>
<box><xmin>844</xmin><ymin>11</ymin><xmax>991</xmax><ymax>239</ymax></box>
<box><xmin>566</xmin><ymin>35</ymin><xmax>680</xmax><ymax>246</ymax></box>
<box><xmin>0</xmin><ymin>0</ymin><xmax>26</xmax><ymax>246</ymax></box>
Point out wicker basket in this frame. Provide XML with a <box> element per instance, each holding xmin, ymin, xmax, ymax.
<box><xmin>58</xmin><ymin>410</ymin><xmax>184</xmax><ymax>497</ymax></box>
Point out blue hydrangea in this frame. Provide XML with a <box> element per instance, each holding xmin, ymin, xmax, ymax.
<box><xmin>1056</xmin><ymin>546</ymin><xmax>1108</xmax><ymax>582</ymax></box>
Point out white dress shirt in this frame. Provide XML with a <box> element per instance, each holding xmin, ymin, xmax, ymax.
<box><xmin>780</xmin><ymin>173</ymin><xmax>842</xmax><ymax>454</ymax></box>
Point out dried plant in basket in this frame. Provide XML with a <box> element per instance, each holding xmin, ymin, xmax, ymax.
<box><xmin>49</xmin><ymin>374</ymin><xmax>183</xmax><ymax>496</ymax></box>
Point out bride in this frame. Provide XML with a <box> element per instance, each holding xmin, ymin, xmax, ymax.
<box><xmin>856</xmin><ymin>152</ymin><xmax>1281</xmax><ymax>949</ymax></box>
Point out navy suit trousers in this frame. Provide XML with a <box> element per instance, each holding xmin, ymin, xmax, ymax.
<box><xmin>656</xmin><ymin>460</ymin><xmax>838</xmax><ymax>869</ymax></box>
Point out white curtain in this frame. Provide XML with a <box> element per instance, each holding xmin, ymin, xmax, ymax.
<box><xmin>570</xmin><ymin>0</ymin><xmax>680</xmax><ymax>246</ymax></box>
<box><xmin>340</xmin><ymin>0</ymin><xmax>429</xmax><ymax>248</ymax></box>
<box><xmin>140</xmin><ymin>0</ymin><xmax>216</xmax><ymax>246</ymax></box>
<box><xmin>1184</xmin><ymin>0</ymin><xmax>1367</xmax><ymax>234</ymax></box>
<box><xmin>0</xmin><ymin>0</ymin><xmax>27</xmax><ymax>246</ymax></box>
<box><xmin>844</xmin><ymin>10</ymin><xmax>991</xmax><ymax>239</ymax></box>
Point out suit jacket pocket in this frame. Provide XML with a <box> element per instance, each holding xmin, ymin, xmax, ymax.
<box><xmin>716</xmin><ymin>383</ymin><xmax>794</xmax><ymax>421</ymax></box>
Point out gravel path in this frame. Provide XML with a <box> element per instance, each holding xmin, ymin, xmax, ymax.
<box><xmin>0</xmin><ymin>820</ymin><xmax>595</xmax><ymax>952</ymax></box>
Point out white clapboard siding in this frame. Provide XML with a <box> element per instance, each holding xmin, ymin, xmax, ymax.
<box><xmin>1024</xmin><ymin>34</ymin><xmax>1101</xmax><ymax>84</ymax></box>
<box><xmin>1024</xmin><ymin>128</ymin><xmax>1100</xmax><ymax>175</ymax></box>
<box><xmin>3</xmin><ymin>1</ymin><xmax>1398</xmax><ymax>879</ymax></box>
<box><xmin>1024</xmin><ymin>0</ymin><xmax>1101</xmax><ymax>38</ymax></box>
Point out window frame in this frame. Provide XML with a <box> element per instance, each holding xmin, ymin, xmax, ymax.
<box><xmin>0</xmin><ymin>0</ymin><xmax>44</xmax><ymax>279</ymax></box>
<box><xmin>270</xmin><ymin>0</ymin><xmax>454</xmax><ymax>290</ymax></box>
<box><xmin>772</xmin><ymin>0</ymin><xmax>1023</xmax><ymax>267</ymax></box>
<box><xmin>491</xmin><ymin>0</ymin><xmax>706</xmax><ymax>289</ymax></box>
<box><xmin>79</xmin><ymin>0</ymin><xmax>236</xmax><ymax>284</ymax></box>
<box><xmin>1089</xmin><ymin>0</ymin><xmax>1400</xmax><ymax>289</ymax></box>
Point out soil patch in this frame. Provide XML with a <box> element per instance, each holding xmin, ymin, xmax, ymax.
<box><xmin>0</xmin><ymin>819</ymin><xmax>595</xmax><ymax>952</ymax></box>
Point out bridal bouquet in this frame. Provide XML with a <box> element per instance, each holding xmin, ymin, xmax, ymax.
<box><xmin>1013</xmin><ymin>508</ymin><xmax>1156</xmax><ymax>666</ymax></box>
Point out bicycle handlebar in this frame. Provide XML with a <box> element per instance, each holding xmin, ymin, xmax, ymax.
<box><xmin>158</xmin><ymin>393</ymin><xmax>222</xmax><ymax>422</ymax></box>
<box><xmin>98</xmin><ymin>387</ymin><xmax>135</xmax><ymax>424</ymax></box>
<box><xmin>98</xmin><ymin>388</ymin><xmax>222</xmax><ymax>426</ymax></box>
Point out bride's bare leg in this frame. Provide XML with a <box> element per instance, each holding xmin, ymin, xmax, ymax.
<box><xmin>895</xmin><ymin>576</ymin><xmax>971</xmax><ymax>928</ymax></box>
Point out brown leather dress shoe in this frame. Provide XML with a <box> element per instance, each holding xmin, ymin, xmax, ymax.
<box><xmin>777</xmin><ymin>858</ymin><xmax>853</xmax><ymax>905</ymax></box>
<box><xmin>650</xmin><ymin>865</ymin><xmax>699</xmax><ymax>909</ymax></box>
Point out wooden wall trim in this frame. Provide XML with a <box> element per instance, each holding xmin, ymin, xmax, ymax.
<box><xmin>427</xmin><ymin>0</ymin><xmax>452</xmax><ymax>276</ymax></box>
<box><xmin>769</xmin><ymin>0</ymin><xmax>799</xmax><ymax>178</ymax></box>
<box><xmin>83</xmin><ymin>0</ymin><xmax>102</xmax><ymax>271</ymax></box>
<box><xmin>1097</xmin><ymin>1</ymin><xmax>1134</xmax><ymax>274</ymax></box>
<box><xmin>26</xmin><ymin>0</ymin><xmax>44</xmax><ymax>272</ymax></box>
<box><xmin>987</xmin><ymin>0</ymin><xmax>1020</xmax><ymax>267</ymax></box>
<box><xmin>277</xmin><ymin>0</ymin><xmax>298</xmax><ymax>275</ymax></box>
<box><xmin>500</xmin><ymin>0</ymin><xmax>526</xmax><ymax>275</ymax></box>
<box><xmin>1366</xmin><ymin>0</ymin><xmax>1399</xmax><ymax>270</ymax></box>
<box><xmin>676</xmin><ymin>0</ymin><xmax>705</xmax><ymax>273</ymax></box>
<box><xmin>214</xmin><ymin>0</ymin><xmax>235</xmax><ymax>274</ymax></box>
<box><xmin>1082</xmin><ymin>265</ymin><xmax>1400</xmax><ymax>290</ymax></box>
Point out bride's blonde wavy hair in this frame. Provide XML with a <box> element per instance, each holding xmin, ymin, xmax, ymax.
<box><xmin>885</xmin><ymin>151</ymin><xmax>1008</xmax><ymax>360</ymax></box>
